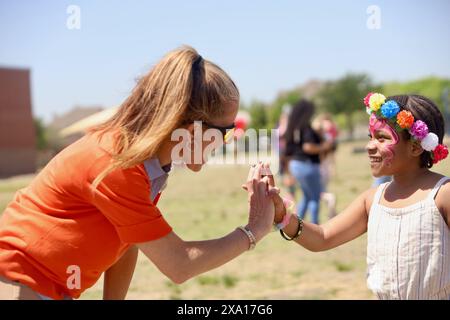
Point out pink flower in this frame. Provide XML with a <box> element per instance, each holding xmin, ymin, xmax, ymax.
<box><xmin>363</xmin><ymin>92</ymin><xmax>373</xmax><ymax>107</ymax></box>
<box><xmin>409</xmin><ymin>120</ymin><xmax>429</xmax><ymax>140</ymax></box>
<box><xmin>433</xmin><ymin>144</ymin><xmax>449</xmax><ymax>164</ymax></box>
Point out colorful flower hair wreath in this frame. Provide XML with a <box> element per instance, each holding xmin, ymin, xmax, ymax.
<box><xmin>364</xmin><ymin>92</ymin><xmax>449</xmax><ymax>164</ymax></box>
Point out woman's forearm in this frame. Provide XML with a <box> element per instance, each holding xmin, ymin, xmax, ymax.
<box><xmin>178</xmin><ymin>228</ymin><xmax>255</xmax><ymax>282</ymax></box>
<box><xmin>138</xmin><ymin>228</ymin><xmax>256</xmax><ymax>284</ymax></box>
<box><xmin>103</xmin><ymin>245</ymin><xmax>138</xmax><ymax>300</ymax></box>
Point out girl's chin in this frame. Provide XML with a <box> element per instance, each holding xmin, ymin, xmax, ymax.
<box><xmin>371</xmin><ymin>167</ymin><xmax>394</xmax><ymax>178</ymax></box>
<box><xmin>369</xmin><ymin>162</ymin><xmax>388</xmax><ymax>177</ymax></box>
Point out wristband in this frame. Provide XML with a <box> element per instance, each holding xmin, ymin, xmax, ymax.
<box><xmin>280</xmin><ymin>216</ymin><xmax>304</xmax><ymax>241</ymax></box>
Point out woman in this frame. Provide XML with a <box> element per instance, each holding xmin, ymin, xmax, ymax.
<box><xmin>284</xmin><ymin>100</ymin><xmax>333</xmax><ymax>224</ymax></box>
<box><xmin>0</xmin><ymin>46</ymin><xmax>275</xmax><ymax>300</ymax></box>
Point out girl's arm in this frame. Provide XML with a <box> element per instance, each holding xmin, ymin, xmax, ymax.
<box><xmin>103</xmin><ymin>245</ymin><xmax>138</xmax><ymax>300</ymax></box>
<box><xmin>280</xmin><ymin>188</ymin><xmax>376</xmax><ymax>252</ymax></box>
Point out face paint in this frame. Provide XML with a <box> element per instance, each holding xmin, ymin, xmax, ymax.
<box><xmin>369</xmin><ymin>113</ymin><xmax>399</xmax><ymax>166</ymax></box>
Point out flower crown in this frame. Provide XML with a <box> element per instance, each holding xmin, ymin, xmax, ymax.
<box><xmin>364</xmin><ymin>92</ymin><xmax>448</xmax><ymax>164</ymax></box>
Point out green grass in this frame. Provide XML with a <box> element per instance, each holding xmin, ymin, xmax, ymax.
<box><xmin>332</xmin><ymin>261</ymin><xmax>354</xmax><ymax>272</ymax></box>
<box><xmin>1</xmin><ymin>140</ymin><xmax>449</xmax><ymax>300</ymax></box>
<box><xmin>222</xmin><ymin>275</ymin><xmax>239</xmax><ymax>288</ymax></box>
<box><xmin>197</xmin><ymin>276</ymin><xmax>221</xmax><ymax>286</ymax></box>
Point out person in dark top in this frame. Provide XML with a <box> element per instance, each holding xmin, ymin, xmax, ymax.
<box><xmin>284</xmin><ymin>100</ymin><xmax>334</xmax><ymax>224</ymax></box>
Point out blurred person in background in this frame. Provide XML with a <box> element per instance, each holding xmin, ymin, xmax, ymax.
<box><xmin>278</xmin><ymin>104</ymin><xmax>296</xmax><ymax>202</ymax></box>
<box><xmin>284</xmin><ymin>100</ymin><xmax>334</xmax><ymax>224</ymax></box>
<box><xmin>312</xmin><ymin>113</ymin><xmax>338</xmax><ymax>219</ymax></box>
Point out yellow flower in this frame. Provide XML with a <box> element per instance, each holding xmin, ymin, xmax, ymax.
<box><xmin>369</xmin><ymin>93</ymin><xmax>386</xmax><ymax>111</ymax></box>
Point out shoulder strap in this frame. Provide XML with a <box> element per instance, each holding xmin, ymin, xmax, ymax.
<box><xmin>372</xmin><ymin>182</ymin><xmax>389</xmax><ymax>206</ymax></box>
<box><xmin>427</xmin><ymin>176</ymin><xmax>450</xmax><ymax>200</ymax></box>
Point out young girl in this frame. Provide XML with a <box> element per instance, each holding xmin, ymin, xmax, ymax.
<box><xmin>0</xmin><ymin>46</ymin><xmax>276</xmax><ymax>300</ymax></box>
<box><xmin>271</xmin><ymin>93</ymin><xmax>450</xmax><ymax>299</ymax></box>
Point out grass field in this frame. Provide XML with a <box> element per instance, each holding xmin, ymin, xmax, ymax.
<box><xmin>1</xmin><ymin>140</ymin><xmax>449</xmax><ymax>300</ymax></box>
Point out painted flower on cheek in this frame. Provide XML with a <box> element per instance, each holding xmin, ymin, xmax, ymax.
<box><xmin>369</xmin><ymin>115</ymin><xmax>399</xmax><ymax>167</ymax></box>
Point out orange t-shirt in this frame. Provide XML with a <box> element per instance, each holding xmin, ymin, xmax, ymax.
<box><xmin>0</xmin><ymin>131</ymin><xmax>172</xmax><ymax>299</ymax></box>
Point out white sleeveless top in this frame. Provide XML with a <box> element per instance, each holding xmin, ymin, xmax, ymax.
<box><xmin>367</xmin><ymin>176</ymin><xmax>450</xmax><ymax>300</ymax></box>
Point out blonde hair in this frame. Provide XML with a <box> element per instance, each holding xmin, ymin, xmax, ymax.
<box><xmin>91</xmin><ymin>45</ymin><xmax>239</xmax><ymax>188</ymax></box>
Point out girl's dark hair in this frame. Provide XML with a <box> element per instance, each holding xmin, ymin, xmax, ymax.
<box><xmin>284</xmin><ymin>99</ymin><xmax>315</xmax><ymax>147</ymax></box>
<box><xmin>387</xmin><ymin>94</ymin><xmax>446</xmax><ymax>168</ymax></box>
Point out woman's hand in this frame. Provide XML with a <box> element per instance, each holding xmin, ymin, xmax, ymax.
<box><xmin>244</xmin><ymin>163</ymin><xmax>275</xmax><ymax>242</ymax></box>
<box><xmin>242</xmin><ymin>163</ymin><xmax>287</xmax><ymax>225</ymax></box>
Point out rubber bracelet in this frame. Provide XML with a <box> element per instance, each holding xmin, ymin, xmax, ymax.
<box><xmin>280</xmin><ymin>216</ymin><xmax>303</xmax><ymax>241</ymax></box>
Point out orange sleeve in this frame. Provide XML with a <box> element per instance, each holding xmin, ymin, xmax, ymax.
<box><xmin>90</xmin><ymin>164</ymin><xmax>172</xmax><ymax>243</ymax></box>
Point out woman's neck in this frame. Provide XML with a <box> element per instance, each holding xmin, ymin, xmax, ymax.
<box><xmin>156</xmin><ymin>141</ymin><xmax>174</xmax><ymax>167</ymax></box>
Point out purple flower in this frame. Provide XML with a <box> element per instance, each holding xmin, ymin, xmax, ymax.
<box><xmin>410</xmin><ymin>120</ymin><xmax>429</xmax><ymax>140</ymax></box>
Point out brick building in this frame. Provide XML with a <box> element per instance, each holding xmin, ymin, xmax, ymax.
<box><xmin>0</xmin><ymin>67</ymin><xmax>37</xmax><ymax>177</ymax></box>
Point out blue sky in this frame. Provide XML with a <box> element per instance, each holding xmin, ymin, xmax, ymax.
<box><xmin>1</xmin><ymin>0</ymin><xmax>449</xmax><ymax>122</ymax></box>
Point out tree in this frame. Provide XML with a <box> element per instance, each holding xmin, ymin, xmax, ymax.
<box><xmin>318</xmin><ymin>73</ymin><xmax>376</xmax><ymax>139</ymax></box>
<box><xmin>267</xmin><ymin>91</ymin><xmax>302</xmax><ymax>129</ymax></box>
<box><xmin>248</xmin><ymin>101</ymin><xmax>269</xmax><ymax>130</ymax></box>
<box><xmin>34</xmin><ymin>118</ymin><xmax>48</xmax><ymax>150</ymax></box>
<box><xmin>382</xmin><ymin>76</ymin><xmax>450</xmax><ymax>112</ymax></box>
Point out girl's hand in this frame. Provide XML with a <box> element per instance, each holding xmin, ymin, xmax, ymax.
<box><xmin>245</xmin><ymin>163</ymin><xmax>275</xmax><ymax>242</ymax></box>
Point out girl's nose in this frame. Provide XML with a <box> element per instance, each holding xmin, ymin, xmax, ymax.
<box><xmin>366</xmin><ymin>140</ymin><xmax>377</xmax><ymax>153</ymax></box>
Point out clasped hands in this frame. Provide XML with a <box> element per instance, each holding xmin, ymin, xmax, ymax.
<box><xmin>241</xmin><ymin>162</ymin><xmax>288</xmax><ymax>242</ymax></box>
